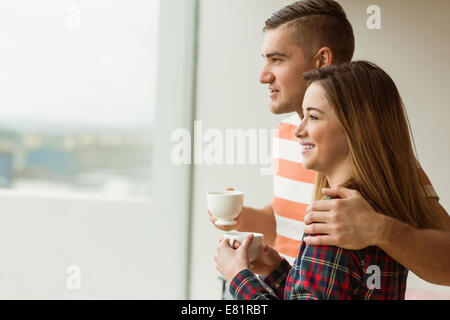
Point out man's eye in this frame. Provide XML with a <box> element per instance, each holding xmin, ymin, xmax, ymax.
<box><xmin>272</xmin><ymin>58</ymin><xmax>282</xmax><ymax>63</ymax></box>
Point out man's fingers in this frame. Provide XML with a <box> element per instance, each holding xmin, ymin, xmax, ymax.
<box><xmin>304</xmin><ymin>222</ymin><xmax>331</xmax><ymax>235</ymax></box>
<box><xmin>303</xmin><ymin>235</ymin><xmax>336</xmax><ymax>246</ymax></box>
<box><xmin>304</xmin><ymin>211</ymin><xmax>332</xmax><ymax>225</ymax></box>
<box><xmin>322</xmin><ymin>187</ymin><xmax>357</xmax><ymax>199</ymax></box>
<box><xmin>226</xmin><ymin>187</ymin><xmax>234</xmax><ymax>191</ymax></box>
<box><xmin>306</xmin><ymin>187</ymin><xmax>361</xmax><ymax>213</ymax></box>
<box><xmin>208</xmin><ymin>210</ymin><xmax>217</xmax><ymax>221</ymax></box>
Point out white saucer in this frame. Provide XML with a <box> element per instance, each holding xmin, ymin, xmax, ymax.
<box><xmin>215</xmin><ymin>219</ymin><xmax>237</xmax><ymax>226</ymax></box>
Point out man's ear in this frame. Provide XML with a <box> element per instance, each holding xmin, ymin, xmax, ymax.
<box><xmin>313</xmin><ymin>47</ymin><xmax>334</xmax><ymax>68</ymax></box>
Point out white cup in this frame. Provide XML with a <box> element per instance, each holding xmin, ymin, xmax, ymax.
<box><xmin>223</xmin><ymin>231</ymin><xmax>263</xmax><ymax>262</ymax></box>
<box><xmin>207</xmin><ymin>191</ymin><xmax>244</xmax><ymax>226</ymax></box>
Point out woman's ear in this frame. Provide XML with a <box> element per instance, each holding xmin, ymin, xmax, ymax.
<box><xmin>313</xmin><ymin>47</ymin><xmax>334</xmax><ymax>68</ymax></box>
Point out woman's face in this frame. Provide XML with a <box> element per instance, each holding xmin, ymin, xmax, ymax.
<box><xmin>294</xmin><ymin>83</ymin><xmax>350</xmax><ymax>184</ymax></box>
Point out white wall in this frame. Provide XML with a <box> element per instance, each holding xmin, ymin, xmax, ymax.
<box><xmin>190</xmin><ymin>0</ymin><xmax>450</xmax><ymax>299</ymax></box>
<box><xmin>190</xmin><ymin>0</ymin><xmax>291</xmax><ymax>299</ymax></box>
<box><xmin>0</xmin><ymin>193</ymin><xmax>164</xmax><ymax>299</ymax></box>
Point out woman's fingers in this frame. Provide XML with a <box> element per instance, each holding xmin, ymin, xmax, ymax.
<box><xmin>217</xmin><ymin>237</ymin><xmax>228</xmax><ymax>249</ymax></box>
<box><xmin>219</xmin><ymin>237</ymin><xmax>241</xmax><ymax>249</ymax></box>
<box><xmin>239</xmin><ymin>234</ymin><xmax>254</xmax><ymax>251</ymax></box>
<box><xmin>222</xmin><ymin>238</ymin><xmax>231</xmax><ymax>247</ymax></box>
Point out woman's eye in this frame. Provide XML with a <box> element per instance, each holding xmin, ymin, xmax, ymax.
<box><xmin>310</xmin><ymin>115</ymin><xmax>318</xmax><ymax>120</ymax></box>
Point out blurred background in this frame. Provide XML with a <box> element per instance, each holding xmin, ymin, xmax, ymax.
<box><xmin>0</xmin><ymin>0</ymin><xmax>448</xmax><ymax>299</ymax></box>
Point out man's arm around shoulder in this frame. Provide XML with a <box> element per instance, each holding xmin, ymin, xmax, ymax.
<box><xmin>378</xmin><ymin>203</ymin><xmax>450</xmax><ymax>286</ymax></box>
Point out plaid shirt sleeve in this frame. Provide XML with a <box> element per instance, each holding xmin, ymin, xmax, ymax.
<box><xmin>229</xmin><ymin>259</ymin><xmax>292</xmax><ymax>300</ymax></box>
<box><xmin>288</xmin><ymin>244</ymin><xmax>362</xmax><ymax>300</ymax></box>
<box><xmin>230</xmin><ymin>245</ymin><xmax>364</xmax><ymax>300</ymax></box>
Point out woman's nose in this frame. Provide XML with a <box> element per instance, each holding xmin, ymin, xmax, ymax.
<box><xmin>294</xmin><ymin>118</ymin><xmax>306</xmax><ymax>139</ymax></box>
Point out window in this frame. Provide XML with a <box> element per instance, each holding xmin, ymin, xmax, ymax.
<box><xmin>0</xmin><ymin>0</ymin><xmax>159</xmax><ymax>197</ymax></box>
<box><xmin>0</xmin><ymin>0</ymin><xmax>196</xmax><ymax>299</ymax></box>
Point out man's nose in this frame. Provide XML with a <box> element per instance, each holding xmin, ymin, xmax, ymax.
<box><xmin>259</xmin><ymin>67</ymin><xmax>274</xmax><ymax>84</ymax></box>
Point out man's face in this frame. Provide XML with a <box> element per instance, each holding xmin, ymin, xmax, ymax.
<box><xmin>260</xmin><ymin>27</ymin><xmax>313</xmax><ymax>115</ymax></box>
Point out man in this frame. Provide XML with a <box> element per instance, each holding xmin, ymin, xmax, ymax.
<box><xmin>210</xmin><ymin>0</ymin><xmax>450</xmax><ymax>291</ymax></box>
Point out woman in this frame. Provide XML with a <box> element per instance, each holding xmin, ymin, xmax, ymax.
<box><xmin>214</xmin><ymin>61</ymin><xmax>446</xmax><ymax>300</ymax></box>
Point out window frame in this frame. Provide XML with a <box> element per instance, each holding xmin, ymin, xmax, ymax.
<box><xmin>0</xmin><ymin>0</ymin><xmax>198</xmax><ymax>299</ymax></box>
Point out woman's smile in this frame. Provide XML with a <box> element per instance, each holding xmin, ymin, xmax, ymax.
<box><xmin>300</xmin><ymin>143</ymin><xmax>316</xmax><ymax>154</ymax></box>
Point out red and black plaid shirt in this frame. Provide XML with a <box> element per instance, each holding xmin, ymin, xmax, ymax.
<box><xmin>229</xmin><ymin>236</ymin><xmax>408</xmax><ymax>300</ymax></box>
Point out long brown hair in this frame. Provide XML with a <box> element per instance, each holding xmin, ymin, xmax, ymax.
<box><xmin>303</xmin><ymin>61</ymin><xmax>445</xmax><ymax>229</ymax></box>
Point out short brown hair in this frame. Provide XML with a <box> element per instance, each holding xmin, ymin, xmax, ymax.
<box><xmin>264</xmin><ymin>0</ymin><xmax>355</xmax><ymax>63</ymax></box>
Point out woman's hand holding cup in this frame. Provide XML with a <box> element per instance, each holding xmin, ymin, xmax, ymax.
<box><xmin>215</xmin><ymin>234</ymin><xmax>254</xmax><ymax>283</ymax></box>
<box><xmin>231</xmin><ymin>240</ymin><xmax>283</xmax><ymax>277</ymax></box>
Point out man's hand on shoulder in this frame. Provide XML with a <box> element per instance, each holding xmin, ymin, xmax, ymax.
<box><xmin>303</xmin><ymin>187</ymin><xmax>386</xmax><ymax>250</ymax></box>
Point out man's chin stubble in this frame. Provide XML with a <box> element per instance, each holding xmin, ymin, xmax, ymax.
<box><xmin>270</xmin><ymin>103</ymin><xmax>298</xmax><ymax>115</ymax></box>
